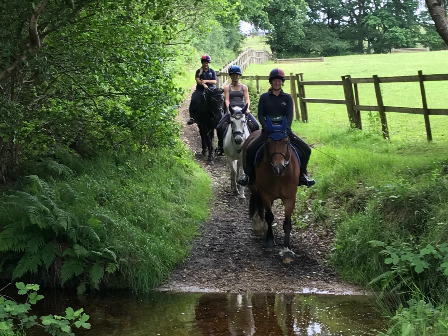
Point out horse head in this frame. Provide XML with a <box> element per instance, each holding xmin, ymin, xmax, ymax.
<box><xmin>265</xmin><ymin>116</ymin><xmax>291</xmax><ymax>176</ymax></box>
<box><xmin>229</xmin><ymin>104</ymin><xmax>248</xmax><ymax>145</ymax></box>
<box><xmin>204</xmin><ymin>87</ymin><xmax>225</xmax><ymax>121</ymax></box>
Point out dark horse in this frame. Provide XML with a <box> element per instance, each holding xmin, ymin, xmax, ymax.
<box><xmin>196</xmin><ymin>87</ymin><xmax>225</xmax><ymax>163</ymax></box>
<box><xmin>242</xmin><ymin>117</ymin><xmax>300</xmax><ymax>264</ymax></box>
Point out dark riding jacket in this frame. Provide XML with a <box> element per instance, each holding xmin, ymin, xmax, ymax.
<box><xmin>195</xmin><ymin>68</ymin><xmax>217</xmax><ymax>91</ymax></box>
<box><xmin>258</xmin><ymin>90</ymin><xmax>293</xmax><ymax>130</ymax></box>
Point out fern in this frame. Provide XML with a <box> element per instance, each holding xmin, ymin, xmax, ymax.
<box><xmin>60</xmin><ymin>259</ymin><xmax>85</xmax><ymax>285</ymax></box>
<box><xmin>25</xmin><ymin>235</ymin><xmax>45</xmax><ymax>254</ymax></box>
<box><xmin>40</xmin><ymin>242</ymin><xmax>60</xmax><ymax>268</ymax></box>
<box><xmin>35</xmin><ymin>159</ymin><xmax>73</xmax><ymax>178</ymax></box>
<box><xmin>12</xmin><ymin>254</ymin><xmax>42</xmax><ymax>278</ymax></box>
<box><xmin>88</xmin><ymin>262</ymin><xmax>104</xmax><ymax>290</ymax></box>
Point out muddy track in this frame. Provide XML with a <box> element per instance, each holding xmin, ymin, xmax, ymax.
<box><xmin>159</xmin><ymin>89</ymin><xmax>366</xmax><ymax>295</ymax></box>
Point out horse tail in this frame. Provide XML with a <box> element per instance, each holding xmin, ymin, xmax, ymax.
<box><xmin>249</xmin><ymin>190</ymin><xmax>264</xmax><ymax>221</ymax></box>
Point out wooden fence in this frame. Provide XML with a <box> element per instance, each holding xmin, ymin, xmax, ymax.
<box><xmin>275</xmin><ymin>57</ymin><xmax>325</xmax><ymax>63</ymax></box>
<box><xmin>216</xmin><ymin>48</ymin><xmax>271</xmax><ymax>88</ymax></box>
<box><xmin>294</xmin><ymin>71</ymin><xmax>448</xmax><ymax>141</ymax></box>
<box><xmin>391</xmin><ymin>47</ymin><xmax>430</xmax><ymax>53</ymax></box>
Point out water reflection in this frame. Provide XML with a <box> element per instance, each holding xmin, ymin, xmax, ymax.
<box><xmin>28</xmin><ymin>291</ymin><xmax>385</xmax><ymax>336</ymax></box>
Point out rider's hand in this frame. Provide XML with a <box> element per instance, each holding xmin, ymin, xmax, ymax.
<box><xmin>203</xmin><ymin>83</ymin><xmax>208</xmax><ymax>89</ymax></box>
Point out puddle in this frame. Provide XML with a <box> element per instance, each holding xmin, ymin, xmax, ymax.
<box><xmin>27</xmin><ymin>290</ymin><xmax>385</xmax><ymax>335</ymax></box>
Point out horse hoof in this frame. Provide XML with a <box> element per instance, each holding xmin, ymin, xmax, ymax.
<box><xmin>264</xmin><ymin>240</ymin><xmax>275</xmax><ymax>249</ymax></box>
<box><xmin>279</xmin><ymin>248</ymin><xmax>295</xmax><ymax>264</ymax></box>
<box><xmin>201</xmin><ymin>150</ymin><xmax>207</xmax><ymax>156</ymax></box>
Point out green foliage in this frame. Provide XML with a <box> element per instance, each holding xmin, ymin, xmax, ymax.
<box><xmin>0</xmin><ymin>144</ymin><xmax>211</xmax><ymax>293</ymax></box>
<box><xmin>0</xmin><ymin>282</ymin><xmax>90</xmax><ymax>336</ymax></box>
<box><xmin>380</xmin><ymin>299</ymin><xmax>448</xmax><ymax>335</ymax></box>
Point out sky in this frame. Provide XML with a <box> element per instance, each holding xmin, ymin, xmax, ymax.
<box><xmin>240</xmin><ymin>21</ymin><xmax>254</xmax><ymax>34</ymax></box>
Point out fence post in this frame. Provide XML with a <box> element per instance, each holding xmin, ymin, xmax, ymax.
<box><xmin>341</xmin><ymin>75</ymin><xmax>358</xmax><ymax>129</ymax></box>
<box><xmin>297</xmin><ymin>73</ymin><xmax>308</xmax><ymax>122</ymax></box>
<box><xmin>290</xmin><ymin>73</ymin><xmax>300</xmax><ymax>121</ymax></box>
<box><xmin>418</xmin><ymin>70</ymin><xmax>433</xmax><ymax>142</ymax></box>
<box><xmin>373</xmin><ymin>75</ymin><xmax>390</xmax><ymax>140</ymax></box>
<box><xmin>256</xmin><ymin>75</ymin><xmax>260</xmax><ymax>94</ymax></box>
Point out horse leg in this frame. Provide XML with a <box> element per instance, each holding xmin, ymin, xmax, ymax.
<box><xmin>264</xmin><ymin>208</ymin><xmax>275</xmax><ymax>249</ymax></box>
<box><xmin>226</xmin><ymin>156</ymin><xmax>237</xmax><ymax>194</ymax></box>
<box><xmin>198</xmin><ymin>125</ymin><xmax>207</xmax><ymax>155</ymax></box>
<box><xmin>280</xmin><ymin>198</ymin><xmax>296</xmax><ymax>264</ymax></box>
<box><xmin>206</xmin><ymin>130</ymin><xmax>214</xmax><ymax>164</ymax></box>
<box><xmin>249</xmin><ymin>190</ymin><xmax>265</xmax><ymax>236</ymax></box>
<box><xmin>236</xmin><ymin>158</ymin><xmax>245</xmax><ymax>199</ymax></box>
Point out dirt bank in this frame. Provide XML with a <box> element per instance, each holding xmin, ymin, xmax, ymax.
<box><xmin>159</xmin><ymin>90</ymin><xmax>367</xmax><ymax>295</ymax></box>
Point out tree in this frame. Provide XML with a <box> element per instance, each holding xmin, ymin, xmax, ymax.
<box><xmin>425</xmin><ymin>0</ymin><xmax>448</xmax><ymax>45</ymax></box>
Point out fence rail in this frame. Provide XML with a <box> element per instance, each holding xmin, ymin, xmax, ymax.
<box><xmin>391</xmin><ymin>47</ymin><xmax>430</xmax><ymax>53</ymax></box>
<box><xmin>275</xmin><ymin>57</ymin><xmax>324</xmax><ymax>63</ymax></box>
<box><xmin>216</xmin><ymin>48</ymin><xmax>271</xmax><ymax>88</ymax></box>
<box><xmin>292</xmin><ymin>70</ymin><xmax>448</xmax><ymax>141</ymax></box>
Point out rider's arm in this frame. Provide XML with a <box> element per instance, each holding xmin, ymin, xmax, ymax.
<box><xmin>202</xmin><ymin>69</ymin><xmax>217</xmax><ymax>85</ymax></box>
<box><xmin>224</xmin><ymin>85</ymin><xmax>230</xmax><ymax>110</ymax></box>
<box><xmin>285</xmin><ymin>95</ymin><xmax>294</xmax><ymax>129</ymax></box>
<box><xmin>243</xmin><ymin>85</ymin><xmax>250</xmax><ymax>112</ymax></box>
<box><xmin>195</xmin><ymin>69</ymin><xmax>204</xmax><ymax>86</ymax></box>
<box><xmin>258</xmin><ymin>94</ymin><xmax>267</xmax><ymax>129</ymax></box>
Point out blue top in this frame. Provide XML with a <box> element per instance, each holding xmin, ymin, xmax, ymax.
<box><xmin>195</xmin><ymin>68</ymin><xmax>217</xmax><ymax>91</ymax></box>
<box><xmin>258</xmin><ymin>90</ymin><xmax>293</xmax><ymax>130</ymax></box>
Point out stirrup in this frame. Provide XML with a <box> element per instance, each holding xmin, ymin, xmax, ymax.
<box><xmin>187</xmin><ymin>118</ymin><xmax>195</xmax><ymax>125</ymax></box>
<box><xmin>299</xmin><ymin>174</ymin><xmax>315</xmax><ymax>188</ymax></box>
<box><xmin>215</xmin><ymin>147</ymin><xmax>224</xmax><ymax>156</ymax></box>
<box><xmin>237</xmin><ymin>175</ymin><xmax>249</xmax><ymax>186</ymax></box>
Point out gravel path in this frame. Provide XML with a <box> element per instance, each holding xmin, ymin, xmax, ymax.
<box><xmin>159</xmin><ymin>89</ymin><xmax>367</xmax><ymax>295</ymax></box>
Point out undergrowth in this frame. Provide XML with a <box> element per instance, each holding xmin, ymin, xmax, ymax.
<box><xmin>291</xmin><ymin>125</ymin><xmax>448</xmax><ymax>334</ymax></box>
<box><xmin>0</xmin><ymin>142</ymin><xmax>211</xmax><ymax>293</ymax></box>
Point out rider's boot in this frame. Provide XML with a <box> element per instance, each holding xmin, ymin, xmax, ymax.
<box><xmin>215</xmin><ymin>147</ymin><xmax>224</xmax><ymax>156</ymax></box>
<box><xmin>237</xmin><ymin>170</ymin><xmax>255</xmax><ymax>186</ymax></box>
<box><xmin>299</xmin><ymin>172</ymin><xmax>315</xmax><ymax>188</ymax></box>
<box><xmin>187</xmin><ymin>118</ymin><xmax>195</xmax><ymax>125</ymax></box>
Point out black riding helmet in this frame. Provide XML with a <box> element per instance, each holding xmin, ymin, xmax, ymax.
<box><xmin>269</xmin><ymin>68</ymin><xmax>286</xmax><ymax>83</ymax></box>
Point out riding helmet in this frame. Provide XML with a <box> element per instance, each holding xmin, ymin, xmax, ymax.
<box><xmin>269</xmin><ymin>68</ymin><xmax>286</xmax><ymax>83</ymax></box>
<box><xmin>228</xmin><ymin>65</ymin><xmax>242</xmax><ymax>75</ymax></box>
<box><xmin>201</xmin><ymin>54</ymin><xmax>212</xmax><ymax>63</ymax></box>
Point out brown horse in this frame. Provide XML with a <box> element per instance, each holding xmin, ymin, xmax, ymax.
<box><xmin>242</xmin><ymin>117</ymin><xmax>300</xmax><ymax>263</ymax></box>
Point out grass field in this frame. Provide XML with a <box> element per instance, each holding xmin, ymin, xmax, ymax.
<box><xmin>241</xmin><ymin>35</ymin><xmax>272</xmax><ymax>53</ymax></box>
<box><xmin>243</xmin><ymin>51</ymin><xmax>448</xmax><ymax>143</ymax></box>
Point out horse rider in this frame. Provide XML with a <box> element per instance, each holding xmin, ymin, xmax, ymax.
<box><xmin>187</xmin><ymin>54</ymin><xmax>217</xmax><ymax>125</ymax></box>
<box><xmin>238</xmin><ymin>68</ymin><xmax>316</xmax><ymax>188</ymax></box>
<box><xmin>215</xmin><ymin>65</ymin><xmax>260</xmax><ymax>156</ymax></box>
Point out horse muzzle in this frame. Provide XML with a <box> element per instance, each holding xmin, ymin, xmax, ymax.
<box><xmin>272</xmin><ymin>163</ymin><xmax>286</xmax><ymax>176</ymax></box>
<box><xmin>234</xmin><ymin>134</ymin><xmax>243</xmax><ymax>145</ymax></box>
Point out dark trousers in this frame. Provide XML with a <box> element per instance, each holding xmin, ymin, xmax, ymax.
<box><xmin>189</xmin><ymin>90</ymin><xmax>204</xmax><ymax>119</ymax></box>
<box><xmin>245</xmin><ymin>129</ymin><xmax>311</xmax><ymax>178</ymax></box>
<box><xmin>216</xmin><ymin>113</ymin><xmax>260</xmax><ymax>148</ymax></box>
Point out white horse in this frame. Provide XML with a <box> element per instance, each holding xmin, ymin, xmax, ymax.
<box><xmin>223</xmin><ymin>104</ymin><xmax>250</xmax><ymax>198</ymax></box>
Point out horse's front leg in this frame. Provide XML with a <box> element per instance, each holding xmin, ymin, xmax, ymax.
<box><xmin>226</xmin><ymin>156</ymin><xmax>237</xmax><ymax>194</ymax></box>
<box><xmin>260</xmin><ymin>194</ymin><xmax>275</xmax><ymax>248</ymax></box>
<box><xmin>281</xmin><ymin>198</ymin><xmax>296</xmax><ymax>264</ymax></box>
<box><xmin>236</xmin><ymin>158</ymin><xmax>245</xmax><ymax>199</ymax></box>
<box><xmin>198</xmin><ymin>125</ymin><xmax>207</xmax><ymax>155</ymax></box>
<box><xmin>206</xmin><ymin>129</ymin><xmax>214</xmax><ymax>163</ymax></box>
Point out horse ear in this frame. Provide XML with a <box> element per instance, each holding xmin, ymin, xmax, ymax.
<box><xmin>241</xmin><ymin>104</ymin><xmax>248</xmax><ymax>114</ymax></box>
<box><xmin>229</xmin><ymin>105</ymin><xmax>235</xmax><ymax>114</ymax></box>
<box><xmin>281</xmin><ymin>117</ymin><xmax>287</xmax><ymax>131</ymax></box>
<box><xmin>266</xmin><ymin>116</ymin><xmax>274</xmax><ymax>132</ymax></box>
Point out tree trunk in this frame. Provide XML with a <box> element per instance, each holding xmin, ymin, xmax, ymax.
<box><xmin>425</xmin><ymin>0</ymin><xmax>448</xmax><ymax>45</ymax></box>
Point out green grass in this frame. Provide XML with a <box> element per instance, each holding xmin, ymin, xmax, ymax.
<box><xmin>242</xmin><ymin>52</ymin><xmax>448</xmax><ymax>333</ymax></box>
<box><xmin>244</xmin><ymin>51</ymin><xmax>448</xmax><ymax>142</ymax></box>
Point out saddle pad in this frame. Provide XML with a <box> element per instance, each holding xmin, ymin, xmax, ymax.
<box><xmin>254</xmin><ymin>143</ymin><xmax>301</xmax><ymax>167</ymax></box>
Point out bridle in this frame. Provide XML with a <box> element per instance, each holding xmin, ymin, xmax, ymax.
<box><xmin>204</xmin><ymin>89</ymin><xmax>224</xmax><ymax>118</ymax></box>
<box><xmin>268</xmin><ymin>136</ymin><xmax>291</xmax><ymax>170</ymax></box>
<box><xmin>230</xmin><ymin>113</ymin><xmax>247</xmax><ymax>154</ymax></box>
